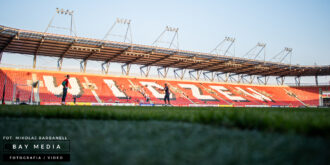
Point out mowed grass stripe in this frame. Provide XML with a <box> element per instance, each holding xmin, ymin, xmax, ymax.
<box><xmin>0</xmin><ymin>105</ymin><xmax>329</xmax><ymax>137</ymax></box>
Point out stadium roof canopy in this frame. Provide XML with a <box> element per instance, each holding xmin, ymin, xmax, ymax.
<box><xmin>0</xmin><ymin>25</ymin><xmax>329</xmax><ymax>77</ymax></box>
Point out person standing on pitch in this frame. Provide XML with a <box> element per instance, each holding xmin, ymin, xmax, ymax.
<box><xmin>160</xmin><ymin>83</ymin><xmax>170</xmax><ymax>105</ymax></box>
<box><xmin>16</xmin><ymin>91</ymin><xmax>20</xmax><ymax>104</ymax></box>
<box><xmin>61</xmin><ymin>75</ymin><xmax>70</xmax><ymax>105</ymax></box>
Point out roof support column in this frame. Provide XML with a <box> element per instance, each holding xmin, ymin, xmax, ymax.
<box><xmin>228</xmin><ymin>73</ymin><xmax>238</xmax><ymax>83</ymax></box>
<box><xmin>237</xmin><ymin>74</ymin><xmax>243</xmax><ymax>83</ymax></box>
<box><xmin>57</xmin><ymin>58</ymin><xmax>63</xmax><ymax>71</ymax></box>
<box><xmin>80</xmin><ymin>60</ymin><xmax>87</xmax><ymax>73</ymax></box>
<box><xmin>295</xmin><ymin>76</ymin><xmax>301</xmax><ymax>86</ymax></box>
<box><xmin>0</xmin><ymin>52</ymin><xmax>3</xmax><ymax>63</ymax></box>
<box><xmin>216</xmin><ymin>72</ymin><xmax>229</xmax><ymax>82</ymax></box>
<box><xmin>315</xmin><ymin>75</ymin><xmax>318</xmax><ymax>86</ymax></box>
<box><xmin>122</xmin><ymin>63</ymin><xmax>131</xmax><ymax>76</ymax></box>
<box><xmin>157</xmin><ymin>67</ymin><xmax>169</xmax><ymax>78</ymax></box>
<box><xmin>249</xmin><ymin>75</ymin><xmax>255</xmax><ymax>84</ymax></box>
<box><xmin>319</xmin><ymin>88</ymin><xmax>323</xmax><ymax>106</ymax></box>
<box><xmin>257</xmin><ymin>76</ymin><xmax>269</xmax><ymax>85</ymax></box>
<box><xmin>102</xmin><ymin>62</ymin><xmax>110</xmax><ymax>74</ymax></box>
<box><xmin>203</xmin><ymin>71</ymin><xmax>215</xmax><ymax>81</ymax></box>
<box><xmin>140</xmin><ymin>65</ymin><xmax>151</xmax><ymax>77</ymax></box>
<box><xmin>174</xmin><ymin>68</ymin><xmax>186</xmax><ymax>80</ymax></box>
<box><xmin>239</xmin><ymin>74</ymin><xmax>251</xmax><ymax>84</ymax></box>
<box><xmin>189</xmin><ymin>70</ymin><xmax>201</xmax><ymax>81</ymax></box>
<box><xmin>276</xmin><ymin>76</ymin><xmax>285</xmax><ymax>85</ymax></box>
<box><xmin>33</xmin><ymin>54</ymin><xmax>37</xmax><ymax>69</ymax></box>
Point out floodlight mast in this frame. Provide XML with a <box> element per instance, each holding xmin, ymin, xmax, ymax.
<box><xmin>102</xmin><ymin>18</ymin><xmax>133</xmax><ymax>75</ymax></box>
<box><xmin>242</xmin><ymin>42</ymin><xmax>266</xmax><ymax>61</ymax></box>
<box><xmin>270</xmin><ymin>47</ymin><xmax>293</xmax><ymax>65</ymax></box>
<box><xmin>103</xmin><ymin>18</ymin><xmax>133</xmax><ymax>44</ymax></box>
<box><xmin>209</xmin><ymin>36</ymin><xmax>235</xmax><ymax>56</ymax></box>
<box><xmin>152</xmin><ymin>26</ymin><xmax>179</xmax><ymax>78</ymax></box>
<box><xmin>37</xmin><ymin>8</ymin><xmax>77</xmax><ymax>69</ymax></box>
<box><xmin>45</xmin><ymin>8</ymin><xmax>77</xmax><ymax>36</ymax></box>
<box><xmin>236</xmin><ymin>43</ymin><xmax>267</xmax><ymax>84</ymax></box>
<box><xmin>201</xmin><ymin>36</ymin><xmax>236</xmax><ymax>82</ymax></box>
<box><xmin>152</xmin><ymin>26</ymin><xmax>179</xmax><ymax>49</ymax></box>
<box><xmin>263</xmin><ymin>47</ymin><xmax>293</xmax><ymax>85</ymax></box>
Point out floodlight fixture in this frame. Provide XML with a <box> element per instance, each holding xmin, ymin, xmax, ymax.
<box><xmin>56</xmin><ymin>8</ymin><xmax>74</xmax><ymax>15</ymax></box>
<box><xmin>153</xmin><ymin>25</ymin><xmax>179</xmax><ymax>49</ymax></box>
<box><xmin>166</xmin><ymin>26</ymin><xmax>179</xmax><ymax>32</ymax></box>
<box><xmin>257</xmin><ymin>42</ymin><xmax>266</xmax><ymax>47</ymax></box>
<box><xmin>45</xmin><ymin>8</ymin><xmax>77</xmax><ymax>36</ymax></box>
<box><xmin>116</xmin><ymin>18</ymin><xmax>131</xmax><ymax>24</ymax></box>
<box><xmin>225</xmin><ymin>36</ymin><xmax>235</xmax><ymax>42</ymax></box>
<box><xmin>103</xmin><ymin>18</ymin><xmax>133</xmax><ymax>44</ymax></box>
<box><xmin>285</xmin><ymin>47</ymin><xmax>292</xmax><ymax>52</ymax></box>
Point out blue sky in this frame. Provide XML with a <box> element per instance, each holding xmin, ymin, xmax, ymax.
<box><xmin>0</xmin><ymin>0</ymin><xmax>329</xmax><ymax>83</ymax></box>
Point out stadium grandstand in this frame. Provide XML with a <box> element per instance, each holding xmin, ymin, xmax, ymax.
<box><xmin>0</xmin><ymin>8</ymin><xmax>329</xmax><ymax>107</ymax></box>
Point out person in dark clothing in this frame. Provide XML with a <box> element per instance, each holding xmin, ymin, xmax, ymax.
<box><xmin>73</xmin><ymin>95</ymin><xmax>76</xmax><ymax>105</ymax></box>
<box><xmin>163</xmin><ymin>83</ymin><xmax>170</xmax><ymax>105</ymax></box>
<box><xmin>145</xmin><ymin>94</ymin><xmax>150</xmax><ymax>103</ymax></box>
<box><xmin>61</xmin><ymin>75</ymin><xmax>70</xmax><ymax>105</ymax></box>
<box><xmin>16</xmin><ymin>91</ymin><xmax>20</xmax><ymax>104</ymax></box>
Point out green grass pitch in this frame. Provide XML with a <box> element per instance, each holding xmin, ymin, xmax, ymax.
<box><xmin>0</xmin><ymin>105</ymin><xmax>329</xmax><ymax>165</ymax></box>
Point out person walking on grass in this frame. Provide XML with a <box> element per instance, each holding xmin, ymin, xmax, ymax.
<box><xmin>61</xmin><ymin>75</ymin><xmax>70</xmax><ymax>105</ymax></box>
